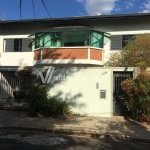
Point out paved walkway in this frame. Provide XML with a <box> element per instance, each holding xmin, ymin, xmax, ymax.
<box><xmin>0</xmin><ymin>110</ymin><xmax>150</xmax><ymax>142</ymax></box>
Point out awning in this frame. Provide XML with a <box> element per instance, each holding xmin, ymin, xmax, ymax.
<box><xmin>28</xmin><ymin>26</ymin><xmax>111</xmax><ymax>38</ymax></box>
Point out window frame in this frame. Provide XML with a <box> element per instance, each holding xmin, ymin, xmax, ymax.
<box><xmin>4</xmin><ymin>38</ymin><xmax>32</xmax><ymax>52</ymax></box>
<box><xmin>14</xmin><ymin>39</ymin><xmax>22</xmax><ymax>52</ymax></box>
<box><xmin>122</xmin><ymin>35</ymin><xmax>135</xmax><ymax>48</ymax></box>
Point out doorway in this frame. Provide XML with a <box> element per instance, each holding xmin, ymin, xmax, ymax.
<box><xmin>113</xmin><ymin>72</ymin><xmax>132</xmax><ymax>116</ymax></box>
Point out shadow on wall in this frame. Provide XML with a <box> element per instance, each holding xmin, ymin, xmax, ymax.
<box><xmin>46</xmin><ymin>66</ymin><xmax>85</xmax><ymax>112</ymax></box>
<box><xmin>53</xmin><ymin>91</ymin><xmax>85</xmax><ymax>111</ymax></box>
<box><xmin>0</xmin><ymin>49</ymin><xmax>86</xmax><ymax>111</ymax></box>
<box><xmin>33</xmin><ymin>48</ymin><xmax>86</xmax><ymax>111</ymax></box>
<box><xmin>17</xmin><ymin>58</ymin><xmax>31</xmax><ymax>66</ymax></box>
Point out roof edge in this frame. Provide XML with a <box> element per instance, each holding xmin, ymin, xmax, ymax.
<box><xmin>0</xmin><ymin>12</ymin><xmax>150</xmax><ymax>24</ymax></box>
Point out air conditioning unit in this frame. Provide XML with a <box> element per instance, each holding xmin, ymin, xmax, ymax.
<box><xmin>55</xmin><ymin>32</ymin><xmax>61</xmax><ymax>38</ymax></box>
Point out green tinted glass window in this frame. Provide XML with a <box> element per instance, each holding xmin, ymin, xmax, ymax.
<box><xmin>35</xmin><ymin>33</ymin><xmax>44</xmax><ymax>48</ymax></box>
<box><xmin>63</xmin><ymin>31</ymin><xmax>90</xmax><ymax>46</ymax></box>
<box><xmin>91</xmin><ymin>31</ymin><xmax>103</xmax><ymax>48</ymax></box>
<box><xmin>34</xmin><ymin>30</ymin><xmax>106</xmax><ymax>48</ymax></box>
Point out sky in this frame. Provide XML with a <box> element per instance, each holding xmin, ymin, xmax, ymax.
<box><xmin>0</xmin><ymin>0</ymin><xmax>150</xmax><ymax>20</ymax></box>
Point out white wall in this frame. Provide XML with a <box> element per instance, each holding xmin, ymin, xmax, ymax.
<box><xmin>0</xmin><ymin>52</ymin><xmax>34</xmax><ymax>66</ymax></box>
<box><xmin>48</xmin><ymin>67</ymin><xmax>113</xmax><ymax>117</ymax></box>
<box><xmin>0</xmin><ymin>35</ymin><xmax>33</xmax><ymax>66</ymax></box>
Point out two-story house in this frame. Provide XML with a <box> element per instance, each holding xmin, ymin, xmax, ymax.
<box><xmin>0</xmin><ymin>13</ymin><xmax>149</xmax><ymax>116</ymax></box>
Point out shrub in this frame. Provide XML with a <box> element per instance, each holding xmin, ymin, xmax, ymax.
<box><xmin>28</xmin><ymin>85</ymin><xmax>48</xmax><ymax>117</ymax></box>
<box><xmin>121</xmin><ymin>70</ymin><xmax>150</xmax><ymax>119</ymax></box>
<box><xmin>15</xmin><ymin>66</ymin><xmax>73</xmax><ymax>118</ymax></box>
<box><xmin>41</xmin><ymin>96</ymin><xmax>72</xmax><ymax>118</ymax></box>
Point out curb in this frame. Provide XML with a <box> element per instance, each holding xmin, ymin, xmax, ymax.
<box><xmin>125</xmin><ymin>135</ymin><xmax>150</xmax><ymax>143</ymax></box>
<box><xmin>1</xmin><ymin>126</ymin><xmax>150</xmax><ymax>143</ymax></box>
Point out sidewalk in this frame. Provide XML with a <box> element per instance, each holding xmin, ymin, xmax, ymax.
<box><xmin>0</xmin><ymin>110</ymin><xmax>150</xmax><ymax>142</ymax></box>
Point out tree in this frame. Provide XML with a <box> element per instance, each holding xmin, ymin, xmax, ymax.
<box><xmin>121</xmin><ymin>70</ymin><xmax>150</xmax><ymax>120</ymax></box>
<box><xmin>105</xmin><ymin>34</ymin><xmax>150</xmax><ymax>67</ymax></box>
<box><xmin>106</xmin><ymin>33</ymin><xmax>150</xmax><ymax>121</ymax></box>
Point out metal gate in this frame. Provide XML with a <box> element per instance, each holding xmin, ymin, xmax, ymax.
<box><xmin>0</xmin><ymin>71</ymin><xmax>28</xmax><ymax>109</ymax></box>
<box><xmin>113</xmin><ymin>72</ymin><xmax>132</xmax><ymax>116</ymax></box>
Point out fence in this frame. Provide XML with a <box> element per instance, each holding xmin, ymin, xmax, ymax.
<box><xmin>0</xmin><ymin>71</ymin><xmax>28</xmax><ymax>109</ymax></box>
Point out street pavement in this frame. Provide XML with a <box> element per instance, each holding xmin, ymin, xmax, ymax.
<box><xmin>1</xmin><ymin>130</ymin><xmax>150</xmax><ymax>150</ymax></box>
<box><xmin>0</xmin><ymin>110</ymin><xmax>150</xmax><ymax>142</ymax></box>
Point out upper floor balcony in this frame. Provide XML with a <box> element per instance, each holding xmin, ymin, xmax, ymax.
<box><xmin>32</xmin><ymin>26</ymin><xmax>110</xmax><ymax>66</ymax></box>
<box><xmin>34</xmin><ymin>47</ymin><xmax>103</xmax><ymax>65</ymax></box>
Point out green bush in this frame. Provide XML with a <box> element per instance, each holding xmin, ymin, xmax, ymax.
<box><xmin>28</xmin><ymin>85</ymin><xmax>48</xmax><ymax>117</ymax></box>
<box><xmin>16</xmin><ymin>67</ymin><xmax>73</xmax><ymax>118</ymax></box>
<box><xmin>41</xmin><ymin>96</ymin><xmax>72</xmax><ymax>118</ymax></box>
<box><xmin>28</xmin><ymin>88</ymin><xmax>72</xmax><ymax>118</ymax></box>
<box><xmin>121</xmin><ymin>70</ymin><xmax>150</xmax><ymax>120</ymax></box>
<box><xmin>28</xmin><ymin>92</ymin><xmax>72</xmax><ymax>118</ymax></box>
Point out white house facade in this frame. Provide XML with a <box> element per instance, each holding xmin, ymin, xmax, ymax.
<box><xmin>0</xmin><ymin>13</ymin><xmax>149</xmax><ymax>116</ymax></box>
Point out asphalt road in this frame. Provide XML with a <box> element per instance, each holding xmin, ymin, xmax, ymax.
<box><xmin>0</xmin><ymin>130</ymin><xmax>150</xmax><ymax>150</ymax></box>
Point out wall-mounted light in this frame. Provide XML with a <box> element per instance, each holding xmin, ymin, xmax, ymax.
<box><xmin>96</xmin><ymin>82</ymin><xmax>99</xmax><ymax>89</ymax></box>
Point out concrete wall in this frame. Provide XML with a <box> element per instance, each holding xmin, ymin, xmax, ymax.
<box><xmin>47</xmin><ymin>67</ymin><xmax>113</xmax><ymax>117</ymax></box>
<box><xmin>0</xmin><ymin>52</ymin><xmax>34</xmax><ymax>66</ymax></box>
<box><xmin>0</xmin><ymin>65</ymin><xmax>135</xmax><ymax>116</ymax></box>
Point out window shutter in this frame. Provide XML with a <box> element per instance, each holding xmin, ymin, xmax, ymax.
<box><xmin>5</xmin><ymin>39</ymin><xmax>14</xmax><ymax>52</ymax></box>
<box><xmin>22</xmin><ymin>38</ymin><xmax>32</xmax><ymax>52</ymax></box>
<box><xmin>111</xmin><ymin>35</ymin><xmax>122</xmax><ymax>50</ymax></box>
<box><xmin>14</xmin><ymin>39</ymin><xmax>22</xmax><ymax>52</ymax></box>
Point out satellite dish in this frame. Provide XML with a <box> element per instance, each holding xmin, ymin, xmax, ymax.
<box><xmin>97</xmin><ymin>13</ymin><xmax>101</xmax><ymax>15</ymax></box>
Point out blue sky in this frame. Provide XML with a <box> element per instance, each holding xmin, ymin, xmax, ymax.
<box><xmin>0</xmin><ymin>0</ymin><xmax>150</xmax><ymax>20</ymax></box>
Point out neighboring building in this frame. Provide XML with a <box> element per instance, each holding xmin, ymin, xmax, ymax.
<box><xmin>0</xmin><ymin>13</ymin><xmax>149</xmax><ymax>116</ymax></box>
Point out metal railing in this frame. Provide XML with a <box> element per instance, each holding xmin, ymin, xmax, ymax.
<box><xmin>0</xmin><ymin>71</ymin><xmax>28</xmax><ymax>109</ymax></box>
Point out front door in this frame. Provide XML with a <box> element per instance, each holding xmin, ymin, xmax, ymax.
<box><xmin>113</xmin><ymin>72</ymin><xmax>132</xmax><ymax>116</ymax></box>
